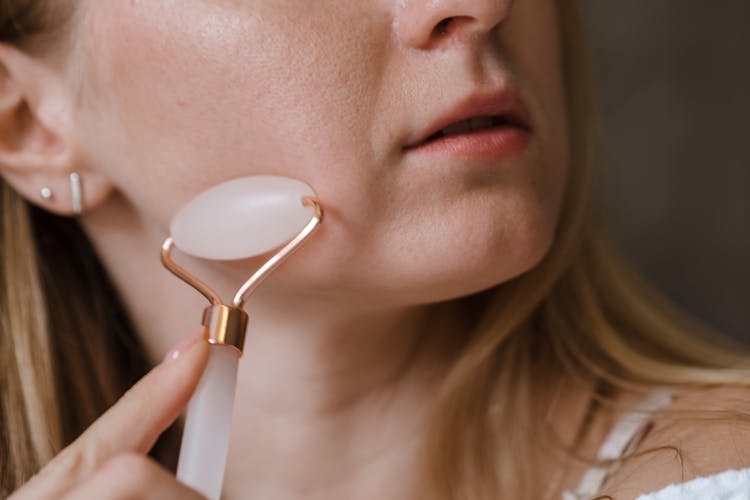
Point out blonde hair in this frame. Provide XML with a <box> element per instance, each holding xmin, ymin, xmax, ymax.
<box><xmin>1</xmin><ymin>1</ymin><xmax>748</xmax><ymax>499</ymax></box>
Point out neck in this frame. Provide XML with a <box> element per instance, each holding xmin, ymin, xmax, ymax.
<box><xmin>222</xmin><ymin>300</ymin><xmax>462</xmax><ymax>499</ymax></box>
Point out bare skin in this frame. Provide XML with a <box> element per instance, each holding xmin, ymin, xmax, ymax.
<box><xmin>2</xmin><ymin>0</ymin><xmax>749</xmax><ymax>499</ymax></box>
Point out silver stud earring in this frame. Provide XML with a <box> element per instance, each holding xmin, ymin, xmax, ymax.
<box><xmin>40</xmin><ymin>186</ymin><xmax>54</xmax><ymax>201</ymax></box>
<box><xmin>69</xmin><ymin>172</ymin><xmax>83</xmax><ymax>215</ymax></box>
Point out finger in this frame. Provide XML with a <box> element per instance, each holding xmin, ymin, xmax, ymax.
<box><xmin>60</xmin><ymin>453</ymin><xmax>206</xmax><ymax>500</ymax></box>
<box><xmin>14</xmin><ymin>333</ymin><xmax>209</xmax><ymax>499</ymax></box>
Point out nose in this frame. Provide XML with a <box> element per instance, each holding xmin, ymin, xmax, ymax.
<box><xmin>396</xmin><ymin>0</ymin><xmax>514</xmax><ymax>49</ymax></box>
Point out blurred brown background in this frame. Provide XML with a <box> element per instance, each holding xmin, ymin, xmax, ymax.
<box><xmin>582</xmin><ymin>2</ymin><xmax>749</xmax><ymax>341</ymax></box>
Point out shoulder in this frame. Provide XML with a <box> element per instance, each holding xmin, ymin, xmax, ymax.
<box><xmin>599</xmin><ymin>385</ymin><xmax>750</xmax><ymax>500</ymax></box>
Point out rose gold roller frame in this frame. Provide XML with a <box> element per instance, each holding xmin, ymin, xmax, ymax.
<box><xmin>159</xmin><ymin>197</ymin><xmax>324</xmax><ymax>355</ymax></box>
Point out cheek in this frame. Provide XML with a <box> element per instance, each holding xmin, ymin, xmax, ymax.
<box><xmin>77</xmin><ymin>2</ymin><xmax>388</xmax><ymax>229</ymax></box>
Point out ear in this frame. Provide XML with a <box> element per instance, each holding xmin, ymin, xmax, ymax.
<box><xmin>0</xmin><ymin>43</ymin><xmax>112</xmax><ymax>216</ymax></box>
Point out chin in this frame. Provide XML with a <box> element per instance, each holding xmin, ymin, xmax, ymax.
<box><xmin>370</xmin><ymin>212</ymin><xmax>558</xmax><ymax>307</ymax></box>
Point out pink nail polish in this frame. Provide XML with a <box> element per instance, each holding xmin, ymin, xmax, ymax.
<box><xmin>164</xmin><ymin>326</ymin><xmax>207</xmax><ymax>363</ymax></box>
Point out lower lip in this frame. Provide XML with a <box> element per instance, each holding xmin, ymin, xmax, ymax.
<box><xmin>406</xmin><ymin>126</ymin><xmax>530</xmax><ymax>159</ymax></box>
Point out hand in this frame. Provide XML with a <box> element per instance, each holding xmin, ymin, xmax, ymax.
<box><xmin>10</xmin><ymin>331</ymin><xmax>210</xmax><ymax>499</ymax></box>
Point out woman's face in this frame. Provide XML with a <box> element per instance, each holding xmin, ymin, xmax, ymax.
<box><xmin>71</xmin><ymin>0</ymin><xmax>569</xmax><ymax>306</ymax></box>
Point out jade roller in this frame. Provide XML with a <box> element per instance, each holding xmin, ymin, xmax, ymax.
<box><xmin>160</xmin><ymin>175</ymin><xmax>323</xmax><ymax>500</ymax></box>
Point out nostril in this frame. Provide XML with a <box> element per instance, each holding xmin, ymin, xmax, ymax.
<box><xmin>431</xmin><ymin>16</ymin><xmax>480</xmax><ymax>39</ymax></box>
<box><xmin>433</xmin><ymin>17</ymin><xmax>456</xmax><ymax>37</ymax></box>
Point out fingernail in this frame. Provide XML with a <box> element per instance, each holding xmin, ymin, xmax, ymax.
<box><xmin>164</xmin><ymin>326</ymin><xmax>207</xmax><ymax>363</ymax></box>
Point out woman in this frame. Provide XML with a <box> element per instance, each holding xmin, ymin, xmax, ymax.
<box><xmin>1</xmin><ymin>1</ymin><xmax>749</xmax><ymax>499</ymax></box>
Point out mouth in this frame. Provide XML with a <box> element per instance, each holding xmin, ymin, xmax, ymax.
<box><xmin>404</xmin><ymin>91</ymin><xmax>532</xmax><ymax>152</ymax></box>
<box><xmin>420</xmin><ymin>115</ymin><xmax>529</xmax><ymax>145</ymax></box>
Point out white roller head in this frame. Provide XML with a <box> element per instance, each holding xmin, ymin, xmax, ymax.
<box><xmin>170</xmin><ymin>176</ymin><xmax>316</xmax><ymax>261</ymax></box>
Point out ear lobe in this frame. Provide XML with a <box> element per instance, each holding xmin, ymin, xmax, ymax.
<box><xmin>0</xmin><ymin>43</ymin><xmax>112</xmax><ymax>216</ymax></box>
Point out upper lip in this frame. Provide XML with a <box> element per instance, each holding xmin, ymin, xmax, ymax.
<box><xmin>404</xmin><ymin>89</ymin><xmax>532</xmax><ymax>149</ymax></box>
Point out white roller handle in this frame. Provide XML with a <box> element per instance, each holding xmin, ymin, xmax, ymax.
<box><xmin>177</xmin><ymin>346</ymin><xmax>239</xmax><ymax>500</ymax></box>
